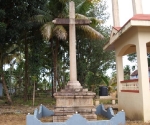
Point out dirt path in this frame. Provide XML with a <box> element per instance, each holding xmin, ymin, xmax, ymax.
<box><xmin>0</xmin><ymin>105</ymin><xmax>53</xmax><ymax>125</ymax></box>
<box><xmin>0</xmin><ymin>114</ymin><xmax>26</xmax><ymax>125</ymax></box>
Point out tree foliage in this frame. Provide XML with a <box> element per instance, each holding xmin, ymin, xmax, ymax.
<box><xmin>0</xmin><ymin>0</ymin><xmax>116</xmax><ymax>103</ymax></box>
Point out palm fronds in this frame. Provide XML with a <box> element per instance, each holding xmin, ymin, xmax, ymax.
<box><xmin>76</xmin><ymin>13</ymin><xmax>89</xmax><ymax>20</ymax></box>
<box><xmin>78</xmin><ymin>25</ymin><xmax>104</xmax><ymax>39</ymax></box>
<box><xmin>31</xmin><ymin>15</ymin><xmax>50</xmax><ymax>23</ymax></box>
<box><xmin>75</xmin><ymin>13</ymin><xmax>103</xmax><ymax>39</ymax></box>
<box><xmin>76</xmin><ymin>13</ymin><xmax>103</xmax><ymax>27</ymax></box>
<box><xmin>53</xmin><ymin>25</ymin><xmax>67</xmax><ymax>40</ymax></box>
<box><xmin>40</xmin><ymin>22</ymin><xmax>54</xmax><ymax>41</ymax></box>
<box><xmin>76</xmin><ymin>0</ymin><xmax>93</xmax><ymax>15</ymax></box>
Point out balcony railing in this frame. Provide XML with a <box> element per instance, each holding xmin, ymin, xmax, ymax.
<box><xmin>120</xmin><ymin>79</ymin><xmax>139</xmax><ymax>93</ymax></box>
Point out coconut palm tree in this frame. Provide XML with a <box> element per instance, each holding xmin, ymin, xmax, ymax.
<box><xmin>32</xmin><ymin>0</ymin><xmax>104</xmax><ymax>93</ymax></box>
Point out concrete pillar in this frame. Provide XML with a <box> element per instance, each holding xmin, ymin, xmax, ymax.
<box><xmin>116</xmin><ymin>55</ymin><xmax>124</xmax><ymax>92</ymax></box>
<box><xmin>67</xmin><ymin>1</ymin><xmax>81</xmax><ymax>89</ymax></box>
<box><xmin>132</xmin><ymin>0</ymin><xmax>143</xmax><ymax>15</ymax></box>
<box><xmin>69</xmin><ymin>1</ymin><xmax>77</xmax><ymax>81</ymax></box>
<box><xmin>112</xmin><ymin>0</ymin><xmax>120</xmax><ymax>27</ymax></box>
<box><xmin>136</xmin><ymin>40</ymin><xmax>150</xmax><ymax>122</ymax></box>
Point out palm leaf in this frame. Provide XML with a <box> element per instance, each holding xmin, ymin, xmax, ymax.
<box><xmin>75</xmin><ymin>13</ymin><xmax>89</xmax><ymax>20</ymax></box>
<box><xmin>76</xmin><ymin>0</ymin><xmax>93</xmax><ymax>15</ymax></box>
<box><xmin>75</xmin><ymin>13</ymin><xmax>103</xmax><ymax>39</ymax></box>
<box><xmin>53</xmin><ymin>25</ymin><xmax>67</xmax><ymax>40</ymax></box>
<box><xmin>78</xmin><ymin>25</ymin><xmax>104</xmax><ymax>39</ymax></box>
<box><xmin>88</xmin><ymin>17</ymin><xmax>103</xmax><ymax>26</ymax></box>
<box><xmin>76</xmin><ymin>13</ymin><xmax>103</xmax><ymax>27</ymax></box>
<box><xmin>101</xmin><ymin>76</ymin><xmax>109</xmax><ymax>86</ymax></box>
<box><xmin>31</xmin><ymin>15</ymin><xmax>50</xmax><ymax>23</ymax></box>
<box><xmin>40</xmin><ymin>22</ymin><xmax>54</xmax><ymax>41</ymax></box>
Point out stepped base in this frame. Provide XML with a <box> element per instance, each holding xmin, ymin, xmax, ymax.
<box><xmin>53</xmin><ymin>86</ymin><xmax>96</xmax><ymax>122</ymax></box>
<box><xmin>53</xmin><ymin>114</ymin><xmax>97</xmax><ymax>122</ymax></box>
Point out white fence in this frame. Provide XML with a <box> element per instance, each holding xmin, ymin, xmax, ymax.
<box><xmin>120</xmin><ymin>79</ymin><xmax>139</xmax><ymax>93</ymax></box>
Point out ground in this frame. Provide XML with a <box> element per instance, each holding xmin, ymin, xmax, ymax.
<box><xmin>0</xmin><ymin>104</ymin><xmax>53</xmax><ymax>125</ymax></box>
<box><xmin>0</xmin><ymin>114</ymin><xmax>26</xmax><ymax>125</ymax></box>
<box><xmin>0</xmin><ymin>105</ymin><xmax>150</xmax><ymax>125</ymax></box>
<box><xmin>0</xmin><ymin>96</ymin><xmax>149</xmax><ymax>125</ymax></box>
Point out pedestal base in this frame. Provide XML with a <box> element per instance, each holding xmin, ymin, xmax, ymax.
<box><xmin>67</xmin><ymin>81</ymin><xmax>83</xmax><ymax>90</ymax></box>
<box><xmin>53</xmin><ymin>86</ymin><xmax>96</xmax><ymax>122</ymax></box>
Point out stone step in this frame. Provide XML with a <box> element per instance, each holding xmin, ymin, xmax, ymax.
<box><xmin>54</xmin><ymin>109</ymin><xmax>94</xmax><ymax>114</ymax></box>
<box><xmin>54</xmin><ymin>106</ymin><xmax>96</xmax><ymax>110</ymax></box>
<box><xmin>60</xmin><ymin>88</ymin><xmax>89</xmax><ymax>92</ymax></box>
<box><xmin>53</xmin><ymin>114</ymin><xmax>97</xmax><ymax>122</ymax></box>
<box><xmin>54</xmin><ymin>112</ymin><xmax>96</xmax><ymax>116</ymax></box>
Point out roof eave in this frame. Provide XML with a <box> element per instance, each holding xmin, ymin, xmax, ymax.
<box><xmin>103</xmin><ymin>20</ymin><xmax>150</xmax><ymax>51</ymax></box>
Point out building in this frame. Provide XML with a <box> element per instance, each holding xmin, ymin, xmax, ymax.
<box><xmin>104</xmin><ymin>0</ymin><xmax>150</xmax><ymax>122</ymax></box>
<box><xmin>130</xmin><ymin>67</ymin><xmax>150</xmax><ymax>79</ymax></box>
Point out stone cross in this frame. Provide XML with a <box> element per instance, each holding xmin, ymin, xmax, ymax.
<box><xmin>53</xmin><ymin>1</ymin><xmax>91</xmax><ymax>89</ymax></box>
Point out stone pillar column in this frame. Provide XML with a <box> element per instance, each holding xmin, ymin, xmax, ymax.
<box><xmin>115</xmin><ymin>55</ymin><xmax>124</xmax><ymax>92</ymax></box>
<box><xmin>132</xmin><ymin>0</ymin><xmax>143</xmax><ymax>15</ymax></box>
<box><xmin>69</xmin><ymin>1</ymin><xmax>76</xmax><ymax>81</ymax></box>
<box><xmin>112</xmin><ymin>0</ymin><xmax>120</xmax><ymax>27</ymax></box>
<box><xmin>67</xmin><ymin>1</ymin><xmax>82</xmax><ymax>89</ymax></box>
<box><xmin>136</xmin><ymin>39</ymin><xmax>150</xmax><ymax>122</ymax></box>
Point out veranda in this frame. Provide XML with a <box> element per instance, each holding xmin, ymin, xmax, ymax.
<box><xmin>104</xmin><ymin>0</ymin><xmax>150</xmax><ymax>122</ymax></box>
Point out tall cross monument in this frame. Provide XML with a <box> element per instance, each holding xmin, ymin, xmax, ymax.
<box><xmin>53</xmin><ymin>1</ymin><xmax>96</xmax><ymax>122</ymax></box>
<box><xmin>53</xmin><ymin>1</ymin><xmax>91</xmax><ymax>89</ymax></box>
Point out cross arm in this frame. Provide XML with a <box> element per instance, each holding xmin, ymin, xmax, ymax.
<box><xmin>52</xmin><ymin>18</ymin><xmax>91</xmax><ymax>25</ymax></box>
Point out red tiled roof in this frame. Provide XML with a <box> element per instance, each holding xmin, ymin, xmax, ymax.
<box><xmin>113</xmin><ymin>27</ymin><xmax>121</xmax><ymax>31</ymax></box>
<box><xmin>131</xmin><ymin>67</ymin><xmax>150</xmax><ymax>76</ymax></box>
<box><xmin>105</xmin><ymin>14</ymin><xmax>150</xmax><ymax>51</ymax></box>
<box><xmin>118</xmin><ymin>14</ymin><xmax>150</xmax><ymax>32</ymax></box>
<box><xmin>131</xmin><ymin>14</ymin><xmax>150</xmax><ymax>21</ymax></box>
<box><xmin>131</xmin><ymin>70</ymin><xmax>138</xmax><ymax>76</ymax></box>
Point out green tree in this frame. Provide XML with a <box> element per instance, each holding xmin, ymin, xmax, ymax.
<box><xmin>76</xmin><ymin>0</ymin><xmax>115</xmax><ymax>90</ymax></box>
<box><xmin>128</xmin><ymin>53</ymin><xmax>150</xmax><ymax>71</ymax></box>
<box><xmin>32</xmin><ymin>0</ymin><xmax>103</xmax><ymax>93</ymax></box>
<box><xmin>0</xmin><ymin>0</ymin><xmax>47</xmax><ymax>102</ymax></box>
<box><xmin>124</xmin><ymin>65</ymin><xmax>130</xmax><ymax>80</ymax></box>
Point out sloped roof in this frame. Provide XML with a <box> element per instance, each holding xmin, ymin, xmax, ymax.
<box><xmin>113</xmin><ymin>27</ymin><xmax>121</xmax><ymax>31</ymax></box>
<box><xmin>131</xmin><ymin>70</ymin><xmax>138</xmax><ymax>76</ymax></box>
<box><xmin>104</xmin><ymin>14</ymin><xmax>150</xmax><ymax>51</ymax></box>
<box><xmin>131</xmin><ymin>14</ymin><xmax>150</xmax><ymax>21</ymax></box>
<box><xmin>131</xmin><ymin>67</ymin><xmax>150</xmax><ymax>76</ymax></box>
<box><xmin>118</xmin><ymin>14</ymin><xmax>150</xmax><ymax>32</ymax></box>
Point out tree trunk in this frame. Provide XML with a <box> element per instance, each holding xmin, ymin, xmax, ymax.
<box><xmin>1</xmin><ymin>74</ymin><xmax>12</xmax><ymax>104</ymax></box>
<box><xmin>51</xmin><ymin>40</ymin><xmax>59</xmax><ymax>92</ymax></box>
<box><xmin>24</xmin><ymin>35</ymin><xmax>29</xmax><ymax>101</ymax></box>
<box><xmin>0</xmin><ymin>55</ymin><xmax>12</xmax><ymax>104</ymax></box>
<box><xmin>33</xmin><ymin>80</ymin><xmax>35</xmax><ymax>106</ymax></box>
<box><xmin>51</xmin><ymin>69</ymin><xmax>54</xmax><ymax>98</ymax></box>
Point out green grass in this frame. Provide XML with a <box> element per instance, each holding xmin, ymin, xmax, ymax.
<box><xmin>9</xmin><ymin>94</ymin><xmax>56</xmax><ymax>106</ymax></box>
<box><xmin>97</xmin><ymin>115</ymin><xmax>109</xmax><ymax>120</ymax></box>
<box><xmin>0</xmin><ymin>94</ymin><xmax>56</xmax><ymax>106</ymax></box>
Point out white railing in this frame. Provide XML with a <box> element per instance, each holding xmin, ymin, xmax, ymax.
<box><xmin>120</xmin><ymin>79</ymin><xmax>139</xmax><ymax>93</ymax></box>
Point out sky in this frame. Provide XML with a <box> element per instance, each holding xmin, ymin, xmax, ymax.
<box><xmin>105</xmin><ymin>0</ymin><xmax>150</xmax><ymax>76</ymax></box>
<box><xmin>106</xmin><ymin>0</ymin><xmax>150</xmax><ymax>26</ymax></box>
